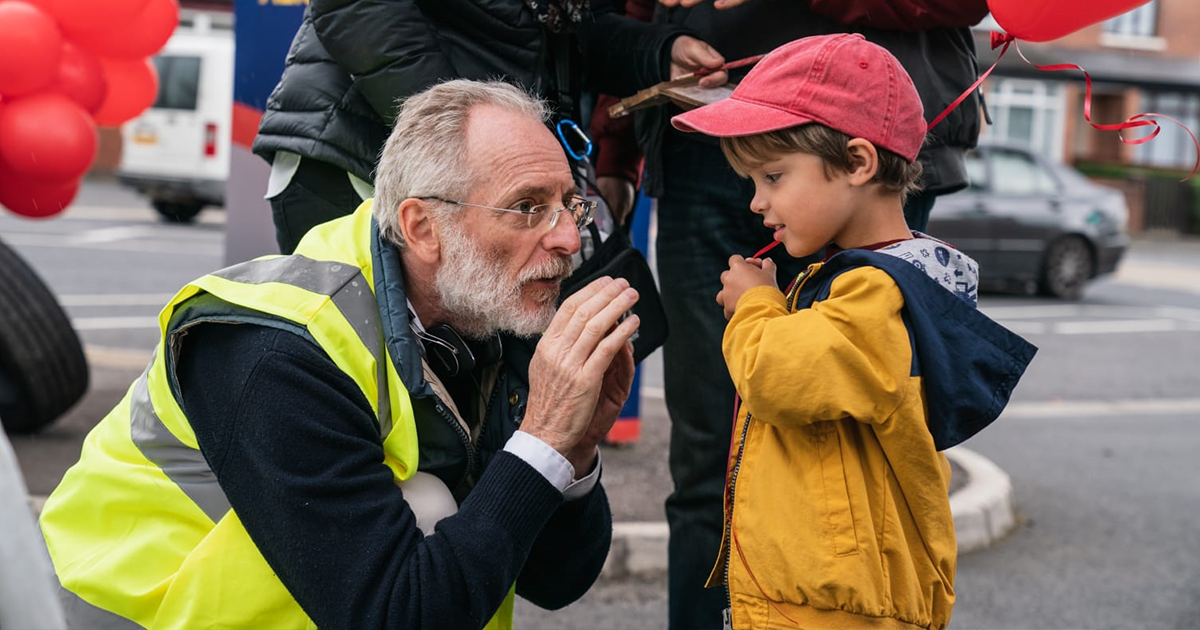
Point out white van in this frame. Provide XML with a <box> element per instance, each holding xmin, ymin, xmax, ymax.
<box><xmin>118</xmin><ymin>10</ymin><xmax>233</xmax><ymax>223</ymax></box>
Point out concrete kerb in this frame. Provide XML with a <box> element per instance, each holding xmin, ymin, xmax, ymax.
<box><xmin>602</xmin><ymin>447</ymin><xmax>1014</xmax><ymax>579</ymax></box>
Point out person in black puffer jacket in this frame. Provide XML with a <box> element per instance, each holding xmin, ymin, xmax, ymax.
<box><xmin>253</xmin><ymin>0</ymin><xmax>717</xmax><ymax>254</ymax></box>
<box><xmin>634</xmin><ymin>2</ymin><xmax>991</xmax><ymax>629</ymax></box>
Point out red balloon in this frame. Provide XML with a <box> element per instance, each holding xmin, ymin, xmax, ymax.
<box><xmin>0</xmin><ymin>0</ymin><xmax>53</xmax><ymax>13</ymax></box>
<box><xmin>55</xmin><ymin>41</ymin><xmax>107</xmax><ymax>114</ymax></box>
<box><xmin>49</xmin><ymin>0</ymin><xmax>149</xmax><ymax>38</ymax></box>
<box><xmin>0</xmin><ymin>1</ymin><xmax>62</xmax><ymax>97</ymax></box>
<box><xmin>988</xmin><ymin>0</ymin><xmax>1154</xmax><ymax>42</ymax></box>
<box><xmin>0</xmin><ymin>168</ymin><xmax>80</xmax><ymax>219</ymax></box>
<box><xmin>67</xmin><ymin>0</ymin><xmax>179</xmax><ymax>60</ymax></box>
<box><xmin>0</xmin><ymin>93</ymin><xmax>98</xmax><ymax>182</ymax></box>
<box><xmin>93</xmin><ymin>57</ymin><xmax>159</xmax><ymax>127</ymax></box>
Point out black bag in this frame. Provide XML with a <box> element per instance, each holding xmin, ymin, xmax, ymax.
<box><xmin>559</xmin><ymin>221</ymin><xmax>667</xmax><ymax>365</ymax></box>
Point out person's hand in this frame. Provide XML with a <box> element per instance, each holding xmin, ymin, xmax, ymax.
<box><xmin>564</xmin><ymin>340</ymin><xmax>634</xmax><ymax>475</ymax></box>
<box><xmin>596</xmin><ymin>176</ymin><xmax>636</xmax><ymax>226</ymax></box>
<box><xmin>523</xmin><ymin>277</ymin><xmax>640</xmax><ymax>476</ymax></box>
<box><xmin>716</xmin><ymin>255</ymin><xmax>777</xmax><ymax>320</ymax></box>
<box><xmin>660</xmin><ymin>0</ymin><xmax>756</xmax><ymax>10</ymax></box>
<box><xmin>669</xmin><ymin>36</ymin><xmax>727</xmax><ymax>88</ymax></box>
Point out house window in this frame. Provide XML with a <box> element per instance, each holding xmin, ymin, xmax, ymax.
<box><xmin>1134</xmin><ymin>91</ymin><xmax>1200</xmax><ymax>170</ymax></box>
<box><xmin>1103</xmin><ymin>1</ymin><xmax>1158</xmax><ymax>38</ymax></box>
<box><xmin>981</xmin><ymin>78</ymin><xmax>1066</xmax><ymax>161</ymax></box>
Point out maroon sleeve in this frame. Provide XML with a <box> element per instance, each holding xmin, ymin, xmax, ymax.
<box><xmin>808</xmin><ymin>0</ymin><xmax>990</xmax><ymax>31</ymax></box>
<box><xmin>590</xmin><ymin>94</ymin><xmax>644</xmax><ymax>187</ymax></box>
<box><xmin>588</xmin><ymin>0</ymin><xmax>657</xmax><ymax>187</ymax></box>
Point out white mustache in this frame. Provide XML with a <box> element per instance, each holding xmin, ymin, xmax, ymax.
<box><xmin>518</xmin><ymin>256</ymin><xmax>573</xmax><ymax>284</ymax></box>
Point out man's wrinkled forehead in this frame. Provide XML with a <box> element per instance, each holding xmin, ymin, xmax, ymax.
<box><xmin>463</xmin><ymin>105</ymin><xmax>574</xmax><ymax>197</ymax></box>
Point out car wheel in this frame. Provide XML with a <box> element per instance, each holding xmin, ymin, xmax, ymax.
<box><xmin>1038</xmin><ymin>235</ymin><xmax>1094</xmax><ymax>300</ymax></box>
<box><xmin>153</xmin><ymin>200</ymin><xmax>204</xmax><ymax>224</ymax></box>
<box><xmin>0</xmin><ymin>237</ymin><xmax>89</xmax><ymax>433</ymax></box>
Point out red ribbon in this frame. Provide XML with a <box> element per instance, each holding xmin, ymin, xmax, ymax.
<box><xmin>928</xmin><ymin>31</ymin><xmax>1200</xmax><ymax>181</ymax></box>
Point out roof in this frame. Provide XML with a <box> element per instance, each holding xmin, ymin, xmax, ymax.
<box><xmin>973</xmin><ymin>32</ymin><xmax>1200</xmax><ymax>91</ymax></box>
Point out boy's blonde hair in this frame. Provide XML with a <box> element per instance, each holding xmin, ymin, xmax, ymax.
<box><xmin>720</xmin><ymin>123</ymin><xmax>923</xmax><ymax>197</ymax></box>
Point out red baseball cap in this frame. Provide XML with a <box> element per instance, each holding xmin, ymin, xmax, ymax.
<box><xmin>671</xmin><ymin>33</ymin><xmax>926</xmax><ymax>163</ymax></box>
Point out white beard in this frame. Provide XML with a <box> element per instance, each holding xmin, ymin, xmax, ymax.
<box><xmin>433</xmin><ymin>218</ymin><xmax>572</xmax><ymax>339</ymax></box>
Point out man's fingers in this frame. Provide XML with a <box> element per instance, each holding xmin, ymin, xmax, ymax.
<box><xmin>582</xmin><ymin>314</ymin><xmax>640</xmax><ymax>379</ymax></box>
<box><xmin>544</xmin><ymin>276</ymin><xmax>618</xmax><ymax>340</ymax></box>
<box><xmin>698</xmin><ymin>71</ymin><xmax>728</xmax><ymax>88</ymax></box>
<box><xmin>565</xmin><ymin>287</ymin><xmax>639</xmax><ymax>367</ymax></box>
<box><xmin>555</xmin><ymin>278</ymin><xmax>634</xmax><ymax>346</ymax></box>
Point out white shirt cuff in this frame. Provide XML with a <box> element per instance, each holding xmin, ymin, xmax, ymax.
<box><xmin>504</xmin><ymin>431</ymin><xmax>601</xmax><ymax>500</ymax></box>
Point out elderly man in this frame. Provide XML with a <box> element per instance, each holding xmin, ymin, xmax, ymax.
<box><xmin>39</xmin><ymin>80</ymin><xmax>639</xmax><ymax>630</ymax></box>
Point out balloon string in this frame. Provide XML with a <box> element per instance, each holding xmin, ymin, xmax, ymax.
<box><xmin>926</xmin><ymin>36</ymin><xmax>1012</xmax><ymax>132</ymax></box>
<box><xmin>928</xmin><ymin>32</ymin><xmax>1200</xmax><ymax>181</ymax></box>
<box><xmin>1012</xmin><ymin>40</ymin><xmax>1200</xmax><ymax>181</ymax></box>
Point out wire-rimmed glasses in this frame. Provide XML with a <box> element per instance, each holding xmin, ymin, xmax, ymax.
<box><xmin>418</xmin><ymin>196</ymin><xmax>596</xmax><ymax>230</ymax></box>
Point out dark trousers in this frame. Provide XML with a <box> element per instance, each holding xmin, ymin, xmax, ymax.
<box><xmin>655</xmin><ymin>136</ymin><xmax>937</xmax><ymax>630</ymax></box>
<box><xmin>269</xmin><ymin>157</ymin><xmax>365</xmax><ymax>255</ymax></box>
<box><xmin>656</xmin><ymin>137</ymin><xmax>814</xmax><ymax>630</ymax></box>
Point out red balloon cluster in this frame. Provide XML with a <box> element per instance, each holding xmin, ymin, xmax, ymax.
<box><xmin>0</xmin><ymin>0</ymin><xmax>177</xmax><ymax>219</ymax></box>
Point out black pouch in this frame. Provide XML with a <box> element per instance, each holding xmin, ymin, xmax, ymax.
<box><xmin>559</xmin><ymin>221</ymin><xmax>668</xmax><ymax>365</ymax></box>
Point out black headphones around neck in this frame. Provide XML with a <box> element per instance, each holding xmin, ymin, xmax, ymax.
<box><xmin>418</xmin><ymin>323</ymin><xmax>502</xmax><ymax>379</ymax></box>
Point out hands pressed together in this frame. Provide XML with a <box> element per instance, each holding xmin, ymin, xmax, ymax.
<box><xmin>523</xmin><ymin>277</ymin><xmax>639</xmax><ymax>479</ymax></box>
<box><xmin>716</xmin><ymin>255</ymin><xmax>777</xmax><ymax>320</ymax></box>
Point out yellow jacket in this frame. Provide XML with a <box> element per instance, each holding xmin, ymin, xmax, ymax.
<box><xmin>709</xmin><ymin>248</ymin><xmax>1036</xmax><ymax>630</ymax></box>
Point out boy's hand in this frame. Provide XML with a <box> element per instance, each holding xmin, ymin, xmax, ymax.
<box><xmin>716</xmin><ymin>255</ymin><xmax>777</xmax><ymax>320</ymax></box>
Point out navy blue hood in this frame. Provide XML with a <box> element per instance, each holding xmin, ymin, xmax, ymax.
<box><xmin>796</xmin><ymin>249</ymin><xmax>1038</xmax><ymax>450</ymax></box>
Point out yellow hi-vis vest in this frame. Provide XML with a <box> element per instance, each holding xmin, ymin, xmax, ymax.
<box><xmin>39</xmin><ymin>201</ymin><xmax>516</xmax><ymax>630</ymax></box>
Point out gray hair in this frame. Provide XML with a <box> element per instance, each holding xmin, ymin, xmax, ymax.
<box><xmin>373</xmin><ymin>79</ymin><xmax>552</xmax><ymax>247</ymax></box>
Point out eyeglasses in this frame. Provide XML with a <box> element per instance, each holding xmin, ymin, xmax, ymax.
<box><xmin>418</xmin><ymin>196</ymin><xmax>596</xmax><ymax>230</ymax></box>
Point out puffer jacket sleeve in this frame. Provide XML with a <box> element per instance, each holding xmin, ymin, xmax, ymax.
<box><xmin>579</xmin><ymin>0</ymin><xmax>688</xmax><ymax>97</ymax></box>
<box><xmin>310</xmin><ymin>0</ymin><xmax>458</xmax><ymax>127</ymax></box>
<box><xmin>722</xmin><ymin>268</ymin><xmax>913</xmax><ymax>428</ymax></box>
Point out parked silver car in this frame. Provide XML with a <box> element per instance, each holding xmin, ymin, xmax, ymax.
<box><xmin>927</xmin><ymin>143</ymin><xmax>1129</xmax><ymax>299</ymax></box>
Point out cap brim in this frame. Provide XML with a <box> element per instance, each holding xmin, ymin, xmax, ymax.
<box><xmin>671</xmin><ymin>96</ymin><xmax>815</xmax><ymax>137</ymax></box>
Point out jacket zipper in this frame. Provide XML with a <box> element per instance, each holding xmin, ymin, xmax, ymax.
<box><xmin>724</xmin><ymin>409</ymin><xmax>753</xmax><ymax>612</ymax></box>
<box><xmin>433</xmin><ymin>398</ymin><xmax>477</xmax><ymax>493</ymax></box>
<box><xmin>471</xmin><ymin>370</ymin><xmax>505</xmax><ymax>480</ymax></box>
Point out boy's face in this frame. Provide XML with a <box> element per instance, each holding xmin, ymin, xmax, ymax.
<box><xmin>745</xmin><ymin>151</ymin><xmax>857</xmax><ymax>258</ymax></box>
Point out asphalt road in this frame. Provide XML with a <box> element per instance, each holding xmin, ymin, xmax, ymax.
<box><xmin>4</xmin><ymin>177</ymin><xmax>1199</xmax><ymax>629</ymax></box>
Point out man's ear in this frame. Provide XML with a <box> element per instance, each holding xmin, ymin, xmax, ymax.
<box><xmin>845</xmin><ymin>138</ymin><xmax>879</xmax><ymax>187</ymax></box>
<box><xmin>397</xmin><ymin>198</ymin><xmax>441</xmax><ymax>264</ymax></box>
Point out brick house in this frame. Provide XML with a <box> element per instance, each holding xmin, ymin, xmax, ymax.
<box><xmin>972</xmin><ymin>0</ymin><xmax>1200</xmax><ymax>232</ymax></box>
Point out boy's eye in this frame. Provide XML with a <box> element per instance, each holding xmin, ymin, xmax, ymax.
<box><xmin>762</xmin><ymin>173</ymin><xmax>781</xmax><ymax>184</ymax></box>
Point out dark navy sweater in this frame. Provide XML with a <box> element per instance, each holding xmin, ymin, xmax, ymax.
<box><xmin>176</xmin><ymin>322</ymin><xmax>611</xmax><ymax>629</ymax></box>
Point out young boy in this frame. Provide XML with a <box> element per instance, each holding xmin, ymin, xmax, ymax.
<box><xmin>670</xmin><ymin>34</ymin><xmax>1038</xmax><ymax>630</ymax></box>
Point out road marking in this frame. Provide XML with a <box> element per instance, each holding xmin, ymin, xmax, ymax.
<box><xmin>981</xmin><ymin>304</ymin><xmax>1200</xmax><ymax>335</ymax></box>
<box><xmin>71</xmin><ymin>226</ymin><xmax>152</xmax><ymax>244</ymax></box>
<box><xmin>3</xmin><ymin>232</ymin><xmax>219</xmax><ymax>255</ymax></box>
<box><xmin>642</xmin><ymin>388</ymin><xmax>1200</xmax><ymax>421</ymax></box>
<box><xmin>57</xmin><ymin>205</ymin><xmax>227</xmax><ymax>225</ymax></box>
<box><xmin>1113</xmin><ymin>259</ymin><xmax>1200</xmax><ymax>296</ymax></box>
<box><xmin>1002</xmin><ymin>398</ymin><xmax>1200</xmax><ymax>419</ymax></box>
<box><xmin>85</xmin><ymin>345</ymin><xmax>152</xmax><ymax>369</ymax></box>
<box><xmin>71</xmin><ymin>316</ymin><xmax>160</xmax><ymax>330</ymax></box>
<box><xmin>60</xmin><ymin>293</ymin><xmax>174</xmax><ymax>306</ymax></box>
<box><xmin>1055</xmin><ymin>318</ymin><xmax>1186</xmax><ymax>334</ymax></box>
